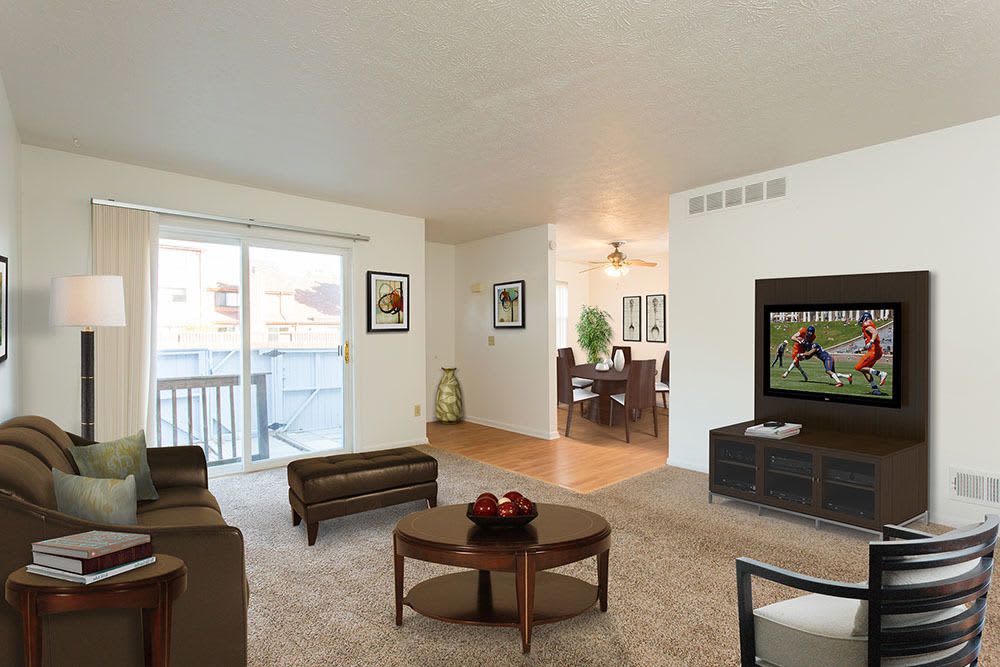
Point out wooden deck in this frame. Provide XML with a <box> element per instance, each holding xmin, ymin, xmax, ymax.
<box><xmin>426</xmin><ymin>406</ymin><xmax>668</xmax><ymax>493</ymax></box>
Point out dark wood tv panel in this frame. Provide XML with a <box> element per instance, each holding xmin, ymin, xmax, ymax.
<box><xmin>709</xmin><ymin>420</ymin><xmax>927</xmax><ymax>532</ymax></box>
<box><xmin>709</xmin><ymin>270</ymin><xmax>930</xmax><ymax>533</ymax></box>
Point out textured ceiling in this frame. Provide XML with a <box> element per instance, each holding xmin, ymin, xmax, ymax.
<box><xmin>1</xmin><ymin>1</ymin><xmax>999</xmax><ymax>259</ymax></box>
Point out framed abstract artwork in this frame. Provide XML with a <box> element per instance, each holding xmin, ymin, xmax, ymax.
<box><xmin>493</xmin><ymin>280</ymin><xmax>525</xmax><ymax>328</ymax></box>
<box><xmin>622</xmin><ymin>295</ymin><xmax>641</xmax><ymax>342</ymax></box>
<box><xmin>367</xmin><ymin>270</ymin><xmax>409</xmax><ymax>332</ymax></box>
<box><xmin>0</xmin><ymin>255</ymin><xmax>7</xmax><ymax>362</ymax></box>
<box><xmin>646</xmin><ymin>293</ymin><xmax>666</xmax><ymax>343</ymax></box>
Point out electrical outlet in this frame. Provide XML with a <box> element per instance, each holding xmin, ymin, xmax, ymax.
<box><xmin>488</xmin><ymin>336</ymin><xmax>495</xmax><ymax>346</ymax></box>
<box><xmin>414</xmin><ymin>404</ymin><xmax>421</xmax><ymax>417</ymax></box>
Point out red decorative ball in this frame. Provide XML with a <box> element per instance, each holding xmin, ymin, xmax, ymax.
<box><xmin>476</xmin><ymin>492</ymin><xmax>498</xmax><ymax>503</ymax></box>
<box><xmin>514</xmin><ymin>496</ymin><xmax>534</xmax><ymax>515</ymax></box>
<box><xmin>502</xmin><ymin>491</ymin><xmax>523</xmax><ymax>502</ymax></box>
<box><xmin>472</xmin><ymin>497</ymin><xmax>498</xmax><ymax>516</ymax></box>
<box><xmin>497</xmin><ymin>502</ymin><xmax>518</xmax><ymax>518</ymax></box>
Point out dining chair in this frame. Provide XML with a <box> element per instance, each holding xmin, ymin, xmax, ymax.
<box><xmin>655</xmin><ymin>350</ymin><xmax>670</xmax><ymax>408</ymax></box>
<box><xmin>557</xmin><ymin>347</ymin><xmax>594</xmax><ymax>389</ymax></box>
<box><xmin>611</xmin><ymin>345</ymin><xmax>632</xmax><ymax>365</ymax></box>
<box><xmin>736</xmin><ymin>515</ymin><xmax>998</xmax><ymax>666</ymax></box>
<box><xmin>609</xmin><ymin>359</ymin><xmax>657</xmax><ymax>443</ymax></box>
<box><xmin>557</xmin><ymin>355</ymin><xmax>598</xmax><ymax>437</ymax></box>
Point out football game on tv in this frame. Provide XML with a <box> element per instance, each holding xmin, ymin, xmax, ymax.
<box><xmin>765</xmin><ymin>304</ymin><xmax>899</xmax><ymax>407</ymax></box>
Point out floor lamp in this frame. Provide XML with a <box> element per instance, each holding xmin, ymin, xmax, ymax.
<box><xmin>49</xmin><ymin>275</ymin><xmax>126</xmax><ymax>441</ymax></box>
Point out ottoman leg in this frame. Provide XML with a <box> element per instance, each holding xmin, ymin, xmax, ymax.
<box><xmin>427</xmin><ymin>496</ymin><xmax>437</xmax><ymax>509</ymax></box>
<box><xmin>307</xmin><ymin>522</ymin><xmax>319</xmax><ymax>546</ymax></box>
<box><xmin>292</xmin><ymin>509</ymin><xmax>301</xmax><ymax>527</ymax></box>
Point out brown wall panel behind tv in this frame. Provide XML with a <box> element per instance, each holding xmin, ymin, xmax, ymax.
<box><xmin>755</xmin><ymin>270</ymin><xmax>928</xmax><ymax>441</ymax></box>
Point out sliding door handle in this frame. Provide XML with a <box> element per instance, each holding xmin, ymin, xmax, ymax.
<box><xmin>344</xmin><ymin>341</ymin><xmax>350</xmax><ymax>364</ymax></box>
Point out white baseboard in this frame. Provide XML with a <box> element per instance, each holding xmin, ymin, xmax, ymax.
<box><xmin>666</xmin><ymin>455</ymin><xmax>709</xmax><ymax>474</ymax></box>
<box><xmin>462</xmin><ymin>415</ymin><xmax>559</xmax><ymax>441</ymax></box>
<box><xmin>356</xmin><ymin>436</ymin><xmax>429</xmax><ymax>452</ymax></box>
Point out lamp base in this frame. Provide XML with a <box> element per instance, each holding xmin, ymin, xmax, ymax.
<box><xmin>81</xmin><ymin>329</ymin><xmax>95</xmax><ymax>441</ymax></box>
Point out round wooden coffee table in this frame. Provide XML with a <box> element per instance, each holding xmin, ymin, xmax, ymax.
<box><xmin>5</xmin><ymin>554</ymin><xmax>187</xmax><ymax>667</ymax></box>
<box><xmin>393</xmin><ymin>503</ymin><xmax>611</xmax><ymax>653</ymax></box>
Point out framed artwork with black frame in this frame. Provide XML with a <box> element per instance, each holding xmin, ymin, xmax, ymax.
<box><xmin>622</xmin><ymin>295</ymin><xmax>641</xmax><ymax>342</ymax></box>
<box><xmin>646</xmin><ymin>293</ymin><xmax>666</xmax><ymax>343</ymax></box>
<box><xmin>493</xmin><ymin>280</ymin><xmax>525</xmax><ymax>328</ymax></box>
<box><xmin>367</xmin><ymin>270</ymin><xmax>410</xmax><ymax>332</ymax></box>
<box><xmin>0</xmin><ymin>255</ymin><xmax>7</xmax><ymax>362</ymax></box>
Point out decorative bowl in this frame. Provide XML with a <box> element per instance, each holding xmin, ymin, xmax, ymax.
<box><xmin>466</xmin><ymin>503</ymin><xmax>538</xmax><ymax>529</ymax></box>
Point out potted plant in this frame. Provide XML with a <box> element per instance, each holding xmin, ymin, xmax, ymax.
<box><xmin>576</xmin><ymin>306</ymin><xmax>613</xmax><ymax>364</ymax></box>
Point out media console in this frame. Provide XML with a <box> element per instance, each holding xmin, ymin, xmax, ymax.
<box><xmin>709</xmin><ymin>420</ymin><xmax>927</xmax><ymax>532</ymax></box>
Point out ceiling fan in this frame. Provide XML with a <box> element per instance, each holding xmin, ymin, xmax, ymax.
<box><xmin>580</xmin><ymin>241</ymin><xmax>657</xmax><ymax>277</ymax></box>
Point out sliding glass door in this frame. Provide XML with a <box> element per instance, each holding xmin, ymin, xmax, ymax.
<box><xmin>155</xmin><ymin>233</ymin><xmax>351</xmax><ymax>472</ymax></box>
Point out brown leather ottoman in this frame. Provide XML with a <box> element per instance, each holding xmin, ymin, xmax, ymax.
<box><xmin>287</xmin><ymin>448</ymin><xmax>438</xmax><ymax>545</ymax></box>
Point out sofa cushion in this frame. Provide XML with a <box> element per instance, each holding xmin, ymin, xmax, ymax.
<box><xmin>755</xmin><ymin>592</ymin><xmax>967</xmax><ymax>667</ymax></box>
<box><xmin>287</xmin><ymin>448</ymin><xmax>437</xmax><ymax>505</ymax></box>
<box><xmin>52</xmin><ymin>469</ymin><xmax>138</xmax><ymax>525</ymax></box>
<box><xmin>71</xmin><ymin>430</ymin><xmax>159</xmax><ymax>501</ymax></box>
<box><xmin>0</xmin><ymin>445</ymin><xmax>58</xmax><ymax>509</ymax></box>
<box><xmin>137</xmin><ymin>506</ymin><xmax>227</xmax><ymax>527</ymax></box>
<box><xmin>138</xmin><ymin>486</ymin><xmax>221</xmax><ymax>514</ymax></box>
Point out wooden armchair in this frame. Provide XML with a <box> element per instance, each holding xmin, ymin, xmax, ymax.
<box><xmin>736</xmin><ymin>515</ymin><xmax>998</xmax><ymax>666</ymax></box>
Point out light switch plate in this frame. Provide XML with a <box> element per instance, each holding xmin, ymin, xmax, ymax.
<box><xmin>414</xmin><ymin>404</ymin><xmax>421</xmax><ymax>417</ymax></box>
<box><xmin>488</xmin><ymin>335</ymin><xmax>495</xmax><ymax>346</ymax></box>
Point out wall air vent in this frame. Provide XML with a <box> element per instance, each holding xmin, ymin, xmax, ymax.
<box><xmin>950</xmin><ymin>467</ymin><xmax>1000</xmax><ymax>508</ymax></box>
<box><xmin>687</xmin><ymin>176</ymin><xmax>787</xmax><ymax>217</ymax></box>
<box><xmin>689</xmin><ymin>195</ymin><xmax>705</xmax><ymax>215</ymax></box>
<box><xmin>706</xmin><ymin>191</ymin><xmax>724</xmax><ymax>212</ymax></box>
<box><xmin>766</xmin><ymin>177</ymin><xmax>787</xmax><ymax>199</ymax></box>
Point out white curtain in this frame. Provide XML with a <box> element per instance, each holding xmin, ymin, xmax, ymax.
<box><xmin>92</xmin><ymin>204</ymin><xmax>159</xmax><ymax>441</ymax></box>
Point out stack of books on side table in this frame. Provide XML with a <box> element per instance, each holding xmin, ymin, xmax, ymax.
<box><xmin>28</xmin><ymin>531</ymin><xmax>155</xmax><ymax>584</ymax></box>
<box><xmin>744</xmin><ymin>421</ymin><xmax>802</xmax><ymax>439</ymax></box>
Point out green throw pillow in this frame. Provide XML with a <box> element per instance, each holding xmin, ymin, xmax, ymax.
<box><xmin>69</xmin><ymin>430</ymin><xmax>159</xmax><ymax>501</ymax></box>
<box><xmin>52</xmin><ymin>469</ymin><xmax>138</xmax><ymax>525</ymax></box>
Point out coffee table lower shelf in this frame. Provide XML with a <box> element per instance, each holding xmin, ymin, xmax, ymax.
<box><xmin>404</xmin><ymin>570</ymin><xmax>598</xmax><ymax>626</ymax></box>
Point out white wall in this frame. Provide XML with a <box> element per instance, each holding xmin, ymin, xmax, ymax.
<box><xmin>554</xmin><ymin>260</ymin><xmax>589</xmax><ymax>363</ymax></box>
<box><xmin>586</xmin><ymin>252</ymin><xmax>669</xmax><ymax>367</ymax></box>
<box><xmin>19</xmin><ymin>146</ymin><xmax>427</xmax><ymax>452</ymax></box>
<box><xmin>0</xmin><ymin>74</ymin><xmax>19</xmax><ymax>420</ymax></box>
<box><xmin>425</xmin><ymin>241</ymin><xmax>456</xmax><ymax>420</ymax></box>
<box><xmin>455</xmin><ymin>224</ymin><xmax>557</xmax><ymax>439</ymax></box>
<box><xmin>669</xmin><ymin>115</ymin><xmax>1000</xmax><ymax>526</ymax></box>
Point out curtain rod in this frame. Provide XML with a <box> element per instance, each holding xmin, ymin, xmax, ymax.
<box><xmin>91</xmin><ymin>198</ymin><xmax>371</xmax><ymax>243</ymax></box>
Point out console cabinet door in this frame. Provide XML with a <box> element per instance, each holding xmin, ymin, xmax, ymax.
<box><xmin>762</xmin><ymin>446</ymin><xmax>819</xmax><ymax>512</ymax></box>
<box><xmin>818</xmin><ymin>455</ymin><xmax>878</xmax><ymax>528</ymax></box>
<box><xmin>711</xmin><ymin>439</ymin><xmax>759</xmax><ymax>499</ymax></box>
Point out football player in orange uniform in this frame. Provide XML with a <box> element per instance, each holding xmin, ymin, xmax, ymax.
<box><xmin>781</xmin><ymin>325</ymin><xmax>815</xmax><ymax>381</ymax></box>
<box><xmin>854</xmin><ymin>311</ymin><xmax>888</xmax><ymax>395</ymax></box>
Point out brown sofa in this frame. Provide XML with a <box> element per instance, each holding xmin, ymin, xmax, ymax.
<box><xmin>0</xmin><ymin>416</ymin><xmax>247</xmax><ymax>667</ymax></box>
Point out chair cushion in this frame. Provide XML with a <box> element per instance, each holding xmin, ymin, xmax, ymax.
<box><xmin>52</xmin><ymin>469</ymin><xmax>138</xmax><ymax>525</ymax></box>
<box><xmin>137</xmin><ymin>505</ymin><xmax>227</xmax><ymax>527</ymax></box>
<box><xmin>70</xmin><ymin>431</ymin><xmax>159</xmax><ymax>501</ymax></box>
<box><xmin>611</xmin><ymin>392</ymin><xmax>625</xmax><ymax>405</ymax></box>
<box><xmin>138</xmin><ymin>486</ymin><xmax>221</xmax><ymax>514</ymax></box>
<box><xmin>755</xmin><ymin>593</ymin><xmax>967</xmax><ymax>667</ymax></box>
<box><xmin>571</xmin><ymin>377</ymin><xmax>594</xmax><ymax>388</ymax></box>
<box><xmin>572</xmin><ymin>387</ymin><xmax>599</xmax><ymax>403</ymax></box>
<box><xmin>655</xmin><ymin>381</ymin><xmax>669</xmax><ymax>392</ymax></box>
<box><xmin>287</xmin><ymin>448</ymin><xmax>438</xmax><ymax>505</ymax></box>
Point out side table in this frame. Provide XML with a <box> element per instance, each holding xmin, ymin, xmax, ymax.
<box><xmin>4</xmin><ymin>553</ymin><xmax>187</xmax><ymax>667</ymax></box>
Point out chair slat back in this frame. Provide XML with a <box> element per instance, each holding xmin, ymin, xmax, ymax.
<box><xmin>624</xmin><ymin>359</ymin><xmax>656</xmax><ymax>410</ymax></box>
<box><xmin>612</xmin><ymin>346</ymin><xmax>632</xmax><ymax>365</ymax></box>
<box><xmin>868</xmin><ymin>515</ymin><xmax>998</xmax><ymax>665</ymax></box>
<box><xmin>556</xmin><ymin>355</ymin><xmax>574</xmax><ymax>405</ymax></box>
<box><xmin>661</xmin><ymin>350</ymin><xmax>670</xmax><ymax>384</ymax></box>
<box><xmin>557</xmin><ymin>347</ymin><xmax>577</xmax><ymax>367</ymax></box>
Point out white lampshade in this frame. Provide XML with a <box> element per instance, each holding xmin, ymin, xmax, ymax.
<box><xmin>49</xmin><ymin>275</ymin><xmax>127</xmax><ymax>327</ymax></box>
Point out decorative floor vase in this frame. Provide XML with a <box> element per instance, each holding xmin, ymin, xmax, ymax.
<box><xmin>435</xmin><ymin>367</ymin><xmax>463</xmax><ymax>423</ymax></box>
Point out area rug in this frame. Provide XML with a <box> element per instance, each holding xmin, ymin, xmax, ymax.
<box><xmin>210</xmin><ymin>449</ymin><xmax>998</xmax><ymax>666</ymax></box>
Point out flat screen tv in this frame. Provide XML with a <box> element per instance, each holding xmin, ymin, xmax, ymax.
<box><xmin>764</xmin><ymin>303</ymin><xmax>900</xmax><ymax>408</ymax></box>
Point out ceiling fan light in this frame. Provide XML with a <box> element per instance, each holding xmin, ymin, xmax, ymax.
<box><xmin>604</xmin><ymin>265</ymin><xmax>629</xmax><ymax>277</ymax></box>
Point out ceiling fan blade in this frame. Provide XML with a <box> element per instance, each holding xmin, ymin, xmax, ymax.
<box><xmin>624</xmin><ymin>260</ymin><xmax>657</xmax><ymax>267</ymax></box>
<box><xmin>578</xmin><ymin>265</ymin><xmax>606</xmax><ymax>273</ymax></box>
<box><xmin>587</xmin><ymin>260</ymin><xmax>609</xmax><ymax>264</ymax></box>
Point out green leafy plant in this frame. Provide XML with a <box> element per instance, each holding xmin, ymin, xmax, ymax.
<box><xmin>576</xmin><ymin>305</ymin><xmax>613</xmax><ymax>364</ymax></box>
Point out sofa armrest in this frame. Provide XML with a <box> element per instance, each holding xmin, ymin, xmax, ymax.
<box><xmin>147</xmin><ymin>446</ymin><xmax>209</xmax><ymax>490</ymax></box>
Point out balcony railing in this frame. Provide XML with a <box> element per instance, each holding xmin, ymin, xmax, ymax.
<box><xmin>155</xmin><ymin>373</ymin><xmax>270</xmax><ymax>465</ymax></box>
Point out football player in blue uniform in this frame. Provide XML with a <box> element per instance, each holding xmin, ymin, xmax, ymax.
<box><xmin>798</xmin><ymin>342</ymin><xmax>853</xmax><ymax>388</ymax></box>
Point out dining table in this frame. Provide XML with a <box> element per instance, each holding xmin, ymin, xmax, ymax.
<box><xmin>571</xmin><ymin>363</ymin><xmax>630</xmax><ymax>426</ymax></box>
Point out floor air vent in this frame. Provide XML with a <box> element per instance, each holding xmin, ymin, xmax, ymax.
<box><xmin>688</xmin><ymin>176</ymin><xmax>786</xmax><ymax>217</ymax></box>
<box><xmin>950</xmin><ymin>467</ymin><xmax>1000</xmax><ymax>507</ymax></box>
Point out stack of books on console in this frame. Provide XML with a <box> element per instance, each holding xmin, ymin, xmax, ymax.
<box><xmin>744</xmin><ymin>422</ymin><xmax>802</xmax><ymax>439</ymax></box>
<box><xmin>28</xmin><ymin>531</ymin><xmax>155</xmax><ymax>584</ymax></box>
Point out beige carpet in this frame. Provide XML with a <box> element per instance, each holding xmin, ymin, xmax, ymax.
<box><xmin>210</xmin><ymin>450</ymin><xmax>999</xmax><ymax>666</ymax></box>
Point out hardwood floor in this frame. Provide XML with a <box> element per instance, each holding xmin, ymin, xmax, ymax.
<box><xmin>426</xmin><ymin>406</ymin><xmax>668</xmax><ymax>493</ymax></box>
